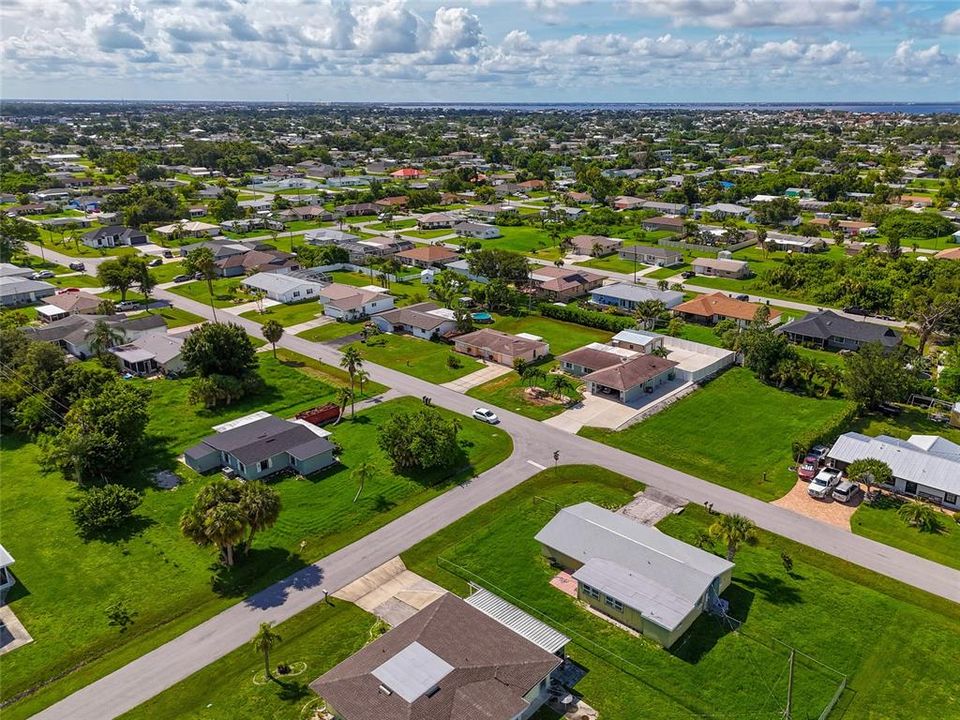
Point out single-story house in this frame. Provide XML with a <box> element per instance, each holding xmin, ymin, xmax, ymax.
<box><xmin>609</xmin><ymin>328</ymin><xmax>664</xmax><ymax>354</ymax></box>
<box><xmin>0</xmin><ymin>544</ymin><xmax>16</xmax><ymax>604</ymax></box>
<box><xmin>390</xmin><ymin>167</ymin><xmax>424</xmax><ymax>179</ymax></box>
<box><xmin>809</xmin><ymin>218</ymin><xmax>876</xmax><ymax>237</ymax></box>
<box><xmin>609</xmin><ymin>328</ymin><xmax>735</xmax><ymax>383</ymax></box>
<box><xmin>934</xmin><ymin>246</ymin><xmax>960</xmax><ymax>261</ymax></box>
<box><xmin>528</xmin><ymin>266</ymin><xmax>604</xmax><ymax>301</ymax></box>
<box><xmin>241</xmin><ymin>272</ymin><xmax>326</xmax><ymax>304</ymax></box>
<box><xmin>5</xmin><ymin>203</ymin><xmax>48</xmax><ymax>216</ymax></box>
<box><xmin>216</xmin><ymin>249</ymin><xmax>298</xmax><ymax>278</ymax></box>
<box><xmin>641</xmin><ymin>200</ymin><xmax>688</xmax><ymax>215</ymax></box>
<box><xmin>305</xmin><ymin>229</ymin><xmax>361</xmax><ymax>246</ymax></box>
<box><xmin>278</xmin><ymin>205</ymin><xmax>333</xmax><ymax>222</ymax></box>
<box><xmin>395</xmin><ymin>245</ymin><xmax>458</xmax><ymax>268</ymax></box>
<box><xmin>765</xmin><ymin>232</ymin><xmax>827</xmax><ymax>253</ymax></box>
<box><xmin>452</xmin><ymin>221</ymin><xmax>501</xmax><ymax>239</ymax></box>
<box><xmin>0</xmin><ymin>263</ymin><xmax>34</xmax><ymax>278</ymax></box>
<box><xmin>581</xmin><ymin>354</ymin><xmax>678</xmax><ymax>403</ymax></box>
<box><xmin>589</xmin><ymin>282</ymin><xmax>683</xmax><ymax>311</ymax></box>
<box><xmin>558</xmin><ymin>343</ymin><xmax>636</xmax><ymax>376</ymax></box>
<box><xmin>612</xmin><ymin>195</ymin><xmax>644</xmax><ymax>211</ymax></box>
<box><xmin>23</xmin><ymin>313</ymin><xmax>167</xmax><ymax>359</ymax></box>
<box><xmin>81</xmin><ymin>225</ymin><xmax>148</xmax><ymax>248</ymax></box>
<box><xmin>0</xmin><ymin>276</ymin><xmax>56</xmax><ymax>307</ymax></box>
<box><xmin>454</xmin><ymin>328</ymin><xmax>550</xmax><ymax>366</ymax></box>
<box><xmin>674</xmin><ymin>292</ymin><xmax>781</xmax><ymax>328</ymax></box>
<box><xmin>618</xmin><ymin>245</ymin><xmax>682</xmax><ymax>267</ymax></box>
<box><xmin>641</xmin><ymin>215</ymin><xmax>685</xmax><ymax>233</ymax></box>
<box><xmin>154</xmin><ymin>221</ymin><xmax>220</xmax><ymax>238</ymax></box>
<box><xmin>536</xmin><ymin>502</ymin><xmax>734</xmax><ymax>648</ymax></box>
<box><xmin>467</xmin><ymin>204</ymin><xmax>516</xmax><ymax>222</ymax></box>
<box><xmin>310</xmin><ymin>591</ymin><xmax>567</xmax><ymax>720</ymax></box>
<box><xmin>184</xmin><ymin>412</ymin><xmax>337</xmax><ymax>480</ymax></box>
<box><xmin>691</xmin><ymin>257</ymin><xmax>751</xmax><ymax>280</ymax></box>
<box><xmin>827</xmin><ymin>433</ymin><xmax>960</xmax><ymax>510</ymax></box>
<box><xmin>568</xmin><ymin>234</ymin><xmax>622</xmax><ymax>256</ymax></box>
<box><xmin>372</xmin><ymin>302</ymin><xmax>458</xmax><ymax>339</ymax></box>
<box><xmin>317</xmin><ymin>283</ymin><xmax>394</xmax><ymax>321</ymax></box>
<box><xmin>376</xmin><ymin>196</ymin><xmax>408</xmax><ymax>210</ymax></box>
<box><xmin>694</xmin><ymin>203</ymin><xmax>751</xmax><ymax>220</ymax></box>
<box><xmin>35</xmin><ymin>290</ymin><xmax>103</xmax><ymax>321</ymax></box>
<box><xmin>417</xmin><ymin>212</ymin><xmax>459</xmax><ymax>230</ymax></box>
<box><xmin>776</xmin><ymin>310</ymin><xmax>901</xmax><ymax>351</ymax></box>
<box><xmin>109</xmin><ymin>333</ymin><xmax>186</xmax><ymax>376</ymax></box>
<box><xmin>334</xmin><ymin>202</ymin><xmax>381</xmax><ymax>217</ymax></box>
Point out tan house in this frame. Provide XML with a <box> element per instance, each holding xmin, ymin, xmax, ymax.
<box><xmin>454</xmin><ymin>328</ymin><xmax>550</xmax><ymax>366</ymax></box>
<box><xmin>528</xmin><ymin>266</ymin><xmax>604</xmax><ymax>301</ymax></box>
<box><xmin>691</xmin><ymin>257</ymin><xmax>751</xmax><ymax>279</ymax></box>
<box><xmin>395</xmin><ymin>245</ymin><xmax>458</xmax><ymax>268</ymax></box>
<box><xmin>674</xmin><ymin>292</ymin><xmax>781</xmax><ymax>328</ymax></box>
<box><xmin>567</xmin><ymin>234</ymin><xmax>622</xmax><ymax>256</ymax></box>
<box><xmin>581</xmin><ymin>354</ymin><xmax>677</xmax><ymax>403</ymax></box>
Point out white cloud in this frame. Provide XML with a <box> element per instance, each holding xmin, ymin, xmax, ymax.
<box><xmin>88</xmin><ymin>2</ymin><xmax>146</xmax><ymax>51</ymax></box>
<box><xmin>889</xmin><ymin>41</ymin><xmax>957</xmax><ymax>70</ymax></box>
<box><xmin>430</xmin><ymin>7</ymin><xmax>482</xmax><ymax>51</ymax></box>
<box><xmin>353</xmin><ymin>0</ymin><xmax>421</xmax><ymax>53</ymax></box>
<box><xmin>625</xmin><ymin>0</ymin><xmax>883</xmax><ymax>29</ymax></box>
<box><xmin>943</xmin><ymin>9</ymin><xmax>960</xmax><ymax>34</ymax></box>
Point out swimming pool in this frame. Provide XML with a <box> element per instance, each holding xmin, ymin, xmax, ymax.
<box><xmin>471</xmin><ymin>312</ymin><xmax>494</xmax><ymax>323</ymax></box>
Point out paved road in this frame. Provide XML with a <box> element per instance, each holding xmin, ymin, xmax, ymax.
<box><xmin>25</xmin><ymin>243</ymin><xmax>960</xmax><ymax>720</ymax></box>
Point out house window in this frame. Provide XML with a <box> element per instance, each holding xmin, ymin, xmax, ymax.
<box><xmin>905</xmin><ymin>481</ymin><xmax>918</xmax><ymax>495</ymax></box>
<box><xmin>238</xmin><ymin>461</ymin><xmax>246</xmax><ymax>474</ymax></box>
<box><xmin>604</xmin><ymin>595</ymin><xmax>624</xmax><ymax>612</ymax></box>
<box><xmin>581</xmin><ymin>583</ymin><xmax>601</xmax><ymax>600</ymax></box>
<box><xmin>945</xmin><ymin>493</ymin><xmax>958</xmax><ymax>505</ymax></box>
<box><xmin>293</xmin><ymin>291</ymin><xmax>300</xmax><ymax>298</ymax></box>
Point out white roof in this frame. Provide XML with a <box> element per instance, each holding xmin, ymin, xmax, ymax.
<box><xmin>0</xmin><ymin>544</ymin><xmax>14</xmax><ymax>568</ymax></box>
<box><xmin>212</xmin><ymin>411</ymin><xmax>272</xmax><ymax>433</ymax></box>
<box><xmin>828</xmin><ymin>432</ymin><xmax>960</xmax><ymax>496</ymax></box>
<box><xmin>241</xmin><ymin>272</ymin><xmax>324</xmax><ymax>295</ymax></box>
<box><xmin>590</xmin><ymin>282</ymin><xmax>683</xmax><ymax>307</ymax></box>
<box><xmin>372</xmin><ymin>641</ymin><xmax>453</xmax><ymax>703</ymax></box>
<box><xmin>465</xmin><ymin>587</ymin><xmax>570</xmax><ymax>654</ymax></box>
<box><xmin>612</xmin><ymin>328</ymin><xmax>663</xmax><ymax>345</ymax></box>
<box><xmin>36</xmin><ymin>304</ymin><xmax>68</xmax><ymax>318</ymax></box>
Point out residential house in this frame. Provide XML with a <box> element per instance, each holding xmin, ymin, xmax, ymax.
<box><xmin>536</xmin><ymin>503</ymin><xmax>733</xmax><ymax>648</ymax></box>
<box><xmin>776</xmin><ymin>309</ymin><xmax>901</xmax><ymax>351</ymax></box>
<box><xmin>154</xmin><ymin>221</ymin><xmax>219</xmax><ymax>238</ymax></box>
<box><xmin>467</xmin><ymin>204</ymin><xmax>516</xmax><ymax>222</ymax></box>
<box><xmin>278</xmin><ymin>205</ymin><xmax>333</xmax><ymax>222</ymax></box>
<box><xmin>334</xmin><ymin>203</ymin><xmax>381</xmax><ymax>216</ymax></box>
<box><xmin>0</xmin><ymin>276</ymin><xmax>56</xmax><ymax>307</ymax></box>
<box><xmin>216</xmin><ymin>249</ymin><xmax>298</xmax><ymax>278</ymax></box>
<box><xmin>417</xmin><ymin>212</ymin><xmax>459</xmax><ymax>230</ymax></box>
<box><xmin>6</xmin><ymin>203</ymin><xmax>49</xmax><ymax>216</ymax></box>
<box><xmin>453</xmin><ymin>221</ymin><xmax>501</xmax><ymax>239</ymax></box>
<box><xmin>22</xmin><ymin>313</ymin><xmax>167</xmax><ymax>359</ymax></box>
<box><xmin>528</xmin><ymin>266</ymin><xmax>604</xmax><ymax>301</ymax></box>
<box><xmin>691</xmin><ymin>257</ymin><xmax>751</xmax><ymax>279</ymax></box>
<box><xmin>81</xmin><ymin>225</ymin><xmax>148</xmax><ymax>248</ymax></box>
<box><xmin>306</xmin><ymin>229</ymin><xmax>361</xmax><ymax>246</ymax></box>
<box><xmin>612</xmin><ymin>195</ymin><xmax>644</xmax><ymax>211</ymax></box>
<box><xmin>934</xmin><ymin>246</ymin><xmax>960</xmax><ymax>261</ymax></box>
<box><xmin>372</xmin><ymin>302</ymin><xmax>458</xmax><ymax>339</ymax></box>
<box><xmin>558</xmin><ymin>343</ymin><xmax>637</xmax><ymax>376</ymax></box>
<box><xmin>695</xmin><ymin>203</ymin><xmax>751</xmax><ymax>220</ymax></box>
<box><xmin>0</xmin><ymin>545</ymin><xmax>16</xmax><ymax>604</ymax></box>
<box><xmin>184</xmin><ymin>412</ymin><xmax>337</xmax><ymax>479</ymax></box>
<box><xmin>316</xmin><ymin>283</ymin><xmax>395</xmax><ymax>321</ymax></box>
<box><xmin>765</xmin><ymin>232</ymin><xmax>827</xmax><ymax>253</ymax></box>
<box><xmin>618</xmin><ymin>245</ymin><xmax>682</xmax><ymax>267</ymax></box>
<box><xmin>395</xmin><ymin>245</ymin><xmax>458</xmax><ymax>268</ymax></box>
<box><xmin>674</xmin><ymin>292</ymin><xmax>781</xmax><ymax>328</ymax></box>
<box><xmin>589</xmin><ymin>282</ymin><xmax>683</xmax><ymax>311</ymax></box>
<box><xmin>389</xmin><ymin>167</ymin><xmax>424</xmax><ymax>179</ymax></box>
<box><xmin>567</xmin><ymin>235</ymin><xmax>622</xmax><ymax>256</ymax></box>
<box><xmin>581</xmin><ymin>354</ymin><xmax>678</xmax><ymax>403</ymax></box>
<box><xmin>35</xmin><ymin>290</ymin><xmax>103</xmax><ymax>322</ymax></box>
<box><xmin>454</xmin><ymin>328</ymin><xmax>550</xmax><ymax>366</ymax></box>
<box><xmin>565</xmin><ymin>190</ymin><xmax>595</xmax><ymax>204</ymax></box>
<box><xmin>109</xmin><ymin>333</ymin><xmax>186</xmax><ymax>376</ymax></box>
<box><xmin>518</xmin><ymin>179</ymin><xmax>546</xmax><ymax>192</ymax></box>
<box><xmin>241</xmin><ymin>272</ymin><xmax>326</xmax><ymax>304</ymax></box>
<box><xmin>376</xmin><ymin>196</ymin><xmax>408</xmax><ymax>211</ymax></box>
<box><xmin>610</xmin><ymin>328</ymin><xmax>735</xmax><ymax>383</ymax></box>
<box><xmin>827</xmin><ymin>433</ymin><xmax>960</xmax><ymax>510</ymax></box>
<box><xmin>809</xmin><ymin>218</ymin><xmax>876</xmax><ymax>237</ymax></box>
<box><xmin>310</xmin><ymin>591</ymin><xmax>567</xmax><ymax>720</ymax></box>
<box><xmin>0</xmin><ymin>263</ymin><xmax>34</xmax><ymax>278</ymax></box>
<box><xmin>641</xmin><ymin>216</ymin><xmax>685</xmax><ymax>233</ymax></box>
<box><xmin>641</xmin><ymin>200</ymin><xmax>688</xmax><ymax>215</ymax></box>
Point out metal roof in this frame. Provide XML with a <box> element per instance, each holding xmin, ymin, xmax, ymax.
<box><xmin>828</xmin><ymin>432</ymin><xmax>960</xmax><ymax>495</ymax></box>
<box><xmin>0</xmin><ymin>544</ymin><xmax>14</xmax><ymax>568</ymax></box>
<box><xmin>465</xmin><ymin>587</ymin><xmax>570</xmax><ymax>654</ymax></box>
<box><xmin>590</xmin><ymin>282</ymin><xmax>683</xmax><ymax>307</ymax></box>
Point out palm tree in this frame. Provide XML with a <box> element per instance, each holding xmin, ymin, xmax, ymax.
<box><xmin>340</xmin><ymin>347</ymin><xmax>363</xmax><ymax>411</ymax></box>
<box><xmin>262</xmin><ymin>319</ymin><xmax>284</xmax><ymax>359</ymax></box>
<box><xmin>897</xmin><ymin>500</ymin><xmax>940</xmax><ymax>532</ymax></box>
<box><xmin>355</xmin><ymin>369</ymin><xmax>370</xmax><ymax>397</ymax></box>
<box><xmin>184</xmin><ymin>246</ymin><xmax>219</xmax><ymax>321</ymax></box>
<box><xmin>333</xmin><ymin>386</ymin><xmax>353</xmax><ymax>425</ymax></box>
<box><xmin>591</xmin><ymin>242</ymin><xmax>603</xmax><ymax>257</ymax></box>
<box><xmin>203</xmin><ymin>502</ymin><xmax>247</xmax><ymax>566</ymax></box>
<box><xmin>657</xmin><ymin>279</ymin><xmax>669</xmax><ymax>292</ymax></box>
<box><xmin>86</xmin><ymin>319</ymin><xmax>125</xmax><ymax>358</ymax></box>
<box><xmin>819</xmin><ymin>365</ymin><xmax>843</xmax><ymax>397</ymax></box>
<box><xmin>351</xmin><ymin>461</ymin><xmax>377</xmax><ymax>503</ymax></box>
<box><xmin>239</xmin><ymin>481</ymin><xmax>281</xmax><ymax>552</ymax></box>
<box><xmin>708</xmin><ymin>513</ymin><xmax>759</xmax><ymax>561</ymax></box>
<box><xmin>756</xmin><ymin>227</ymin><xmax>769</xmax><ymax>259</ymax></box>
<box><xmin>251</xmin><ymin>622</ymin><xmax>282</xmax><ymax>680</ymax></box>
<box><xmin>549</xmin><ymin>374</ymin><xmax>575</xmax><ymax>401</ymax></box>
<box><xmin>633</xmin><ymin>299</ymin><xmax>665</xmax><ymax>330</ymax></box>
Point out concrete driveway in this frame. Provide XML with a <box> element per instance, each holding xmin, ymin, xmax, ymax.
<box><xmin>441</xmin><ymin>361</ymin><xmax>512</xmax><ymax>393</ymax></box>
<box><xmin>334</xmin><ymin>557</ymin><xmax>446</xmax><ymax>626</ymax></box>
<box><xmin>544</xmin><ymin>392</ymin><xmax>642</xmax><ymax>433</ymax></box>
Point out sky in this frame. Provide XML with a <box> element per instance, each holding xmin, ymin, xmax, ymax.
<box><xmin>1</xmin><ymin>0</ymin><xmax>959</xmax><ymax>103</ymax></box>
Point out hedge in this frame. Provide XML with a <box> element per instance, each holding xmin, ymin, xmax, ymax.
<box><xmin>539</xmin><ymin>303</ymin><xmax>637</xmax><ymax>332</ymax></box>
<box><xmin>792</xmin><ymin>402</ymin><xmax>859</xmax><ymax>458</ymax></box>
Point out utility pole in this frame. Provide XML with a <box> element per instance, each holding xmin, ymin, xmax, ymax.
<box><xmin>783</xmin><ymin>649</ymin><xmax>795</xmax><ymax>720</ymax></box>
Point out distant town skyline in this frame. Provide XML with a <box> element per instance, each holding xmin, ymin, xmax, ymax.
<box><xmin>2</xmin><ymin>0</ymin><xmax>959</xmax><ymax>102</ymax></box>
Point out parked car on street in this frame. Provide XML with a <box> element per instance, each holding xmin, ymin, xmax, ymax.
<box><xmin>734</xmin><ymin>293</ymin><xmax>750</xmax><ymax>301</ymax></box>
<box><xmin>68</xmin><ymin>261</ymin><xmax>85</xmax><ymax>271</ymax></box>
<box><xmin>31</xmin><ymin>270</ymin><xmax>54</xmax><ymax>279</ymax></box>
<box><xmin>681</xmin><ymin>271</ymin><xmax>695</xmax><ymax>279</ymax></box>
<box><xmin>843</xmin><ymin>305</ymin><xmax>870</xmax><ymax>316</ymax></box>
<box><xmin>832</xmin><ymin>480</ymin><xmax>860</xmax><ymax>504</ymax></box>
<box><xmin>472</xmin><ymin>407</ymin><xmax>500</xmax><ymax>424</ymax></box>
<box><xmin>172</xmin><ymin>274</ymin><xmax>192</xmax><ymax>283</ymax></box>
<box><xmin>808</xmin><ymin>468</ymin><xmax>843</xmax><ymax>499</ymax></box>
<box><xmin>116</xmin><ymin>300</ymin><xmax>140</xmax><ymax>311</ymax></box>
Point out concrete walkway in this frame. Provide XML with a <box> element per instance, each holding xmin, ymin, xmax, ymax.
<box><xmin>285</xmin><ymin>315</ymin><xmax>333</xmax><ymax>336</ymax></box>
<box><xmin>440</xmin><ymin>361</ymin><xmax>513</xmax><ymax>393</ymax></box>
<box><xmin>220</xmin><ymin>297</ymin><xmax>280</xmax><ymax>315</ymax></box>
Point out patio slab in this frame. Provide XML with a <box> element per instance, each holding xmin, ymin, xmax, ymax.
<box><xmin>0</xmin><ymin>606</ymin><xmax>34</xmax><ymax>655</ymax></box>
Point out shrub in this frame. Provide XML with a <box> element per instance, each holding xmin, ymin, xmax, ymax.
<box><xmin>377</xmin><ymin>408</ymin><xmax>461</xmax><ymax>473</ymax></box>
<box><xmin>446</xmin><ymin>354</ymin><xmax>463</xmax><ymax>369</ymax></box>
<box><xmin>539</xmin><ymin>303</ymin><xmax>636</xmax><ymax>332</ymax></box>
<box><xmin>792</xmin><ymin>402</ymin><xmax>858</xmax><ymax>457</ymax></box>
<box><xmin>72</xmin><ymin>484</ymin><xmax>142</xmax><ymax>537</ymax></box>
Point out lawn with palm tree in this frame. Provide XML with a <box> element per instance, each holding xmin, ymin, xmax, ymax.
<box><xmin>343</xmin><ymin>334</ymin><xmax>484</xmax><ymax>383</ymax></box>
<box><xmin>466</xmin><ymin>369</ymin><xmax>582</xmax><ymax>421</ymax></box>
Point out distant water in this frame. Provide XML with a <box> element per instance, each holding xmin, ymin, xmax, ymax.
<box><xmin>379</xmin><ymin>102</ymin><xmax>960</xmax><ymax>114</ymax></box>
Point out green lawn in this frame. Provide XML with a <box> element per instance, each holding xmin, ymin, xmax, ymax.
<box><xmin>481</xmin><ymin>226</ymin><xmax>564</xmax><ymax>260</ymax></box>
<box><xmin>466</xmin><ymin>371</ymin><xmax>580</xmax><ymax>421</ymax></box>
<box><xmin>128</xmin><ymin>306</ymin><xmax>205</xmax><ymax>329</ymax></box>
<box><xmin>36</xmin><ymin>232</ymin><xmax>139</xmax><ymax>259</ymax></box>
<box><xmin>326</xmin><ymin>272</ymin><xmax>429</xmax><ymax>306</ymax></box>
<box><xmin>575</xmin><ymin>255</ymin><xmax>646</xmax><ymax>275</ymax></box>
<box><xmin>0</xmin><ymin>373</ymin><xmax>509</xmax><ymax>718</ymax></box>
<box><xmin>851</xmin><ymin>499</ymin><xmax>960</xmax><ymax>571</ymax></box>
<box><xmin>403</xmin><ymin>228</ymin><xmax>453</xmax><ymax>240</ymax></box>
<box><xmin>149</xmin><ymin>261</ymin><xmax>187</xmax><ymax>284</ymax></box>
<box><xmin>47</xmin><ymin>272</ymin><xmax>102</xmax><ymax>289</ymax></box>
<box><xmin>403</xmin><ymin>466</ymin><xmax>960</xmax><ymax>720</ymax></box>
<box><xmin>368</xmin><ymin>219</ymin><xmax>417</xmax><ymax>231</ymax></box>
<box><xmin>345</xmin><ymin>334</ymin><xmax>484</xmax><ymax>383</ymax></box>
<box><xmin>272</xmin><ymin>348</ymin><xmax>388</xmax><ymax>398</ymax></box>
<box><xmin>118</xmin><ymin>601</ymin><xmax>374</xmax><ymax>720</ymax></box>
<box><xmin>581</xmin><ymin>369</ymin><xmax>856</xmax><ymax>500</ymax></box>
<box><xmin>166</xmin><ymin>278</ymin><xmax>253</xmax><ymax>308</ymax></box>
<box><xmin>676</xmin><ymin>322</ymin><xmax>724</xmax><ymax>347</ymax></box>
<box><xmin>489</xmin><ymin>313</ymin><xmax>613</xmax><ymax>356</ymax></box>
<box><xmin>848</xmin><ymin>407</ymin><xmax>960</xmax><ymax>445</ymax></box>
<box><xmin>646</xmin><ymin>263</ymin><xmax>691</xmax><ymax>279</ymax></box>
<box><xmin>240</xmin><ymin>301</ymin><xmax>323</xmax><ymax>328</ymax></box>
<box><xmin>296</xmin><ymin>320</ymin><xmax>366</xmax><ymax>343</ymax></box>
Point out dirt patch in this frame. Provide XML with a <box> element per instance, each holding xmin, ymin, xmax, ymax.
<box><xmin>772</xmin><ymin>479</ymin><xmax>859</xmax><ymax>530</ymax></box>
<box><xmin>523</xmin><ymin>386</ymin><xmax>570</xmax><ymax>407</ymax></box>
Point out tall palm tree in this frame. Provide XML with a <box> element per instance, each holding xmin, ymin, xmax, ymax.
<box><xmin>251</xmin><ymin>622</ymin><xmax>282</xmax><ymax>680</ymax></box>
<box><xmin>633</xmin><ymin>300</ymin><xmax>665</xmax><ymax>330</ymax></box>
<box><xmin>239</xmin><ymin>481</ymin><xmax>282</xmax><ymax>552</ymax></box>
<box><xmin>86</xmin><ymin>319</ymin><xmax>125</xmax><ymax>358</ymax></box>
<box><xmin>340</xmin><ymin>347</ymin><xmax>363</xmax><ymax>414</ymax></box>
<box><xmin>333</xmin><ymin>386</ymin><xmax>353</xmax><ymax>425</ymax></box>
<box><xmin>355</xmin><ymin>369</ymin><xmax>370</xmax><ymax>397</ymax></box>
<box><xmin>708</xmin><ymin>513</ymin><xmax>759</xmax><ymax>561</ymax></box>
<box><xmin>204</xmin><ymin>502</ymin><xmax>246</xmax><ymax>566</ymax></box>
<box><xmin>184</xmin><ymin>246</ymin><xmax>219</xmax><ymax>321</ymax></box>
<box><xmin>351</xmin><ymin>461</ymin><xmax>377</xmax><ymax>503</ymax></box>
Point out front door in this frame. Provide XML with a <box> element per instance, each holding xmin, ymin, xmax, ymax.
<box><xmin>905</xmin><ymin>481</ymin><xmax>918</xmax><ymax>495</ymax></box>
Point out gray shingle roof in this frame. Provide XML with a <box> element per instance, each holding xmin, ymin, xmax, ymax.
<box><xmin>198</xmin><ymin>415</ymin><xmax>334</xmax><ymax>465</ymax></box>
<box><xmin>777</xmin><ymin>310</ymin><xmax>901</xmax><ymax>347</ymax></box>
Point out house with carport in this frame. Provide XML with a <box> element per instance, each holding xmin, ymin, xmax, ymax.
<box><xmin>454</xmin><ymin>328</ymin><xmax>549</xmax><ymax>366</ymax></box>
<box><xmin>581</xmin><ymin>354</ymin><xmax>678</xmax><ymax>403</ymax></box>
<box><xmin>372</xmin><ymin>302</ymin><xmax>458</xmax><ymax>339</ymax></box>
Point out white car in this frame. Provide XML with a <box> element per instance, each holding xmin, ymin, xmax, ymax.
<box><xmin>472</xmin><ymin>407</ymin><xmax>500</xmax><ymax>424</ymax></box>
<box><xmin>32</xmin><ymin>270</ymin><xmax>54</xmax><ymax>279</ymax></box>
<box><xmin>808</xmin><ymin>468</ymin><xmax>842</xmax><ymax>499</ymax></box>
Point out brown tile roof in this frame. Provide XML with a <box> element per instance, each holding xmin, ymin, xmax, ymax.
<box><xmin>558</xmin><ymin>346</ymin><xmax>623</xmax><ymax>371</ymax></box>
<box><xmin>310</xmin><ymin>593</ymin><xmax>560</xmax><ymax>720</ymax></box>
<box><xmin>934</xmin><ymin>246</ymin><xmax>960</xmax><ymax>260</ymax></box>
<box><xmin>455</xmin><ymin>328</ymin><xmax>549</xmax><ymax>357</ymax></box>
<box><xmin>582</xmin><ymin>354</ymin><xmax>677</xmax><ymax>391</ymax></box>
<box><xmin>396</xmin><ymin>246</ymin><xmax>458</xmax><ymax>263</ymax></box>
<box><xmin>675</xmin><ymin>292</ymin><xmax>781</xmax><ymax>323</ymax></box>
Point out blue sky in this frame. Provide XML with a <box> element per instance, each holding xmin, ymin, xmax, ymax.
<box><xmin>1</xmin><ymin>0</ymin><xmax>959</xmax><ymax>102</ymax></box>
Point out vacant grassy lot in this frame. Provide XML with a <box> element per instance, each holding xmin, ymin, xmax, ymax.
<box><xmin>118</xmin><ymin>601</ymin><xmax>374</xmax><ymax>720</ymax></box>
<box><xmin>0</xmin><ymin>381</ymin><xmax>509</xmax><ymax>718</ymax></box>
<box><xmin>466</xmin><ymin>371</ymin><xmax>580</xmax><ymax>421</ymax></box>
<box><xmin>129</xmin><ymin>306</ymin><xmax>205</xmax><ymax>329</ymax></box>
<box><xmin>403</xmin><ymin>466</ymin><xmax>960</xmax><ymax>720</ymax></box>
<box><xmin>581</xmin><ymin>369</ymin><xmax>855</xmax><ymax>500</ymax></box>
<box><xmin>166</xmin><ymin>277</ymin><xmax>254</xmax><ymax>308</ymax></box>
<box><xmin>296</xmin><ymin>320</ymin><xmax>365</xmax><ymax>343</ymax></box>
<box><xmin>490</xmin><ymin>313</ymin><xmax>613</xmax><ymax>355</ymax></box>
<box><xmin>148</xmin><ymin>261</ymin><xmax>187</xmax><ymax>284</ymax></box>
<box><xmin>403</xmin><ymin>228</ymin><xmax>453</xmax><ymax>240</ymax></box>
<box><xmin>368</xmin><ymin>218</ymin><xmax>416</xmax><ymax>231</ymax></box>
<box><xmin>646</xmin><ymin>263</ymin><xmax>691</xmax><ymax>279</ymax></box>
<box><xmin>575</xmin><ymin>254</ymin><xmax>645</xmax><ymax>275</ymax></box>
<box><xmin>240</xmin><ymin>300</ymin><xmax>323</xmax><ymax>328</ymax></box>
<box><xmin>482</xmin><ymin>226</ymin><xmax>564</xmax><ymax>259</ymax></box>
<box><xmin>344</xmin><ymin>334</ymin><xmax>484</xmax><ymax>383</ymax></box>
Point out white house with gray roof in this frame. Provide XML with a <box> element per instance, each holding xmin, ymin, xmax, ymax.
<box><xmin>589</xmin><ymin>282</ymin><xmax>683</xmax><ymax>311</ymax></box>
<box><xmin>536</xmin><ymin>502</ymin><xmax>734</xmax><ymax>648</ymax></box>
<box><xmin>827</xmin><ymin>432</ymin><xmax>960</xmax><ymax>509</ymax></box>
<box><xmin>241</xmin><ymin>272</ymin><xmax>326</xmax><ymax>304</ymax></box>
